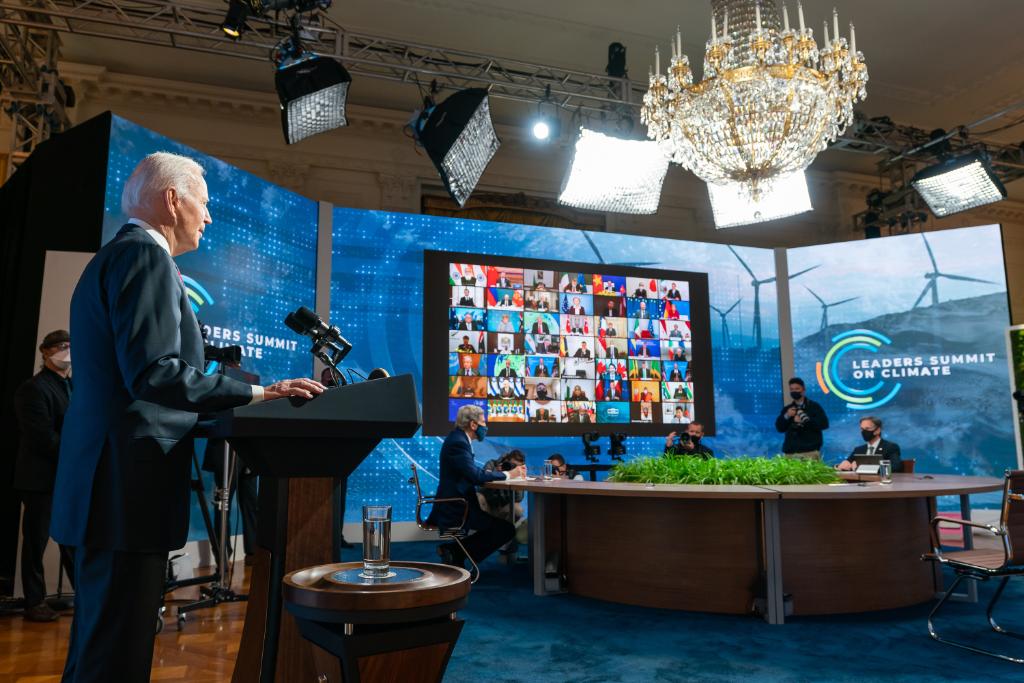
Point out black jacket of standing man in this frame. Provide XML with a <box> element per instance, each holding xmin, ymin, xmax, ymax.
<box><xmin>49</xmin><ymin>152</ymin><xmax>325</xmax><ymax>683</ymax></box>
<box><xmin>774</xmin><ymin>377</ymin><xmax>829</xmax><ymax>457</ymax></box>
<box><xmin>13</xmin><ymin>330</ymin><xmax>76</xmax><ymax>622</ymax></box>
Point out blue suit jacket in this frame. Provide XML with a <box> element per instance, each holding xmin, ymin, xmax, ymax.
<box><xmin>427</xmin><ymin>429</ymin><xmax>506</xmax><ymax>530</ymax></box>
<box><xmin>51</xmin><ymin>224</ymin><xmax>254</xmax><ymax>552</ymax></box>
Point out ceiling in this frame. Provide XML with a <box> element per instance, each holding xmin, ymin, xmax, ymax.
<box><xmin>58</xmin><ymin>0</ymin><xmax>1024</xmax><ymax>189</ymax></box>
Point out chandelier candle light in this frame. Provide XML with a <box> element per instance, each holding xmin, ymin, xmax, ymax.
<box><xmin>642</xmin><ymin>0</ymin><xmax>868</xmax><ymax>201</ymax></box>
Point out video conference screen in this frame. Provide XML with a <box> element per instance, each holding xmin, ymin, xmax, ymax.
<box><xmin>423</xmin><ymin>250</ymin><xmax>715</xmax><ymax>436</ymax></box>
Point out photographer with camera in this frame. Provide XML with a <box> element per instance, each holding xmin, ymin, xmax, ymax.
<box><xmin>664</xmin><ymin>422</ymin><xmax>713</xmax><ymax>459</ymax></box>
<box><xmin>775</xmin><ymin>377</ymin><xmax>830</xmax><ymax>460</ymax></box>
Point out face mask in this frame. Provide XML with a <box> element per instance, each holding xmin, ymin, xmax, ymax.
<box><xmin>475</xmin><ymin>424</ymin><xmax>488</xmax><ymax>442</ymax></box>
<box><xmin>50</xmin><ymin>349</ymin><xmax>71</xmax><ymax>370</ymax></box>
<box><xmin>861</xmin><ymin>429</ymin><xmax>877</xmax><ymax>442</ymax></box>
<box><xmin>790</xmin><ymin>390</ymin><xmax>803</xmax><ymax>400</ymax></box>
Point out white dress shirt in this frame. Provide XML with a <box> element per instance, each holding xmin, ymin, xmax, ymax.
<box><xmin>866</xmin><ymin>437</ymin><xmax>881</xmax><ymax>455</ymax></box>
<box><xmin>129</xmin><ymin>217</ymin><xmax>263</xmax><ymax>404</ymax></box>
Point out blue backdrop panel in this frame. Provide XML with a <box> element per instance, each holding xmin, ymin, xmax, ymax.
<box><xmin>787</xmin><ymin>225</ymin><xmax>1015</xmax><ymax>478</ymax></box>
<box><xmin>103</xmin><ymin>116</ymin><xmax>319</xmax><ymax>540</ymax></box>
<box><xmin>331</xmin><ymin>209</ymin><xmax>784</xmax><ymax>522</ymax></box>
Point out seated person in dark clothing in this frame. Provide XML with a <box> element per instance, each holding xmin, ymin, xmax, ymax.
<box><xmin>548</xmin><ymin>453</ymin><xmax>583</xmax><ymax>480</ymax></box>
<box><xmin>428</xmin><ymin>405</ymin><xmax>525</xmax><ymax>568</ymax></box>
<box><xmin>480</xmin><ymin>450</ymin><xmax>526</xmax><ymax>521</ymax></box>
<box><xmin>664</xmin><ymin>422</ymin><xmax>713</xmax><ymax>459</ymax></box>
<box><xmin>836</xmin><ymin>416</ymin><xmax>903</xmax><ymax>472</ymax></box>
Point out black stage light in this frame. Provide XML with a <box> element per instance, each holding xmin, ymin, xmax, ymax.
<box><xmin>413</xmin><ymin>88</ymin><xmax>501</xmax><ymax>207</ymax></box>
<box><xmin>275</xmin><ymin>56</ymin><xmax>352</xmax><ymax>144</ymax></box>
<box><xmin>911</xmin><ymin>152</ymin><xmax>1007</xmax><ymax>217</ymax></box>
<box><xmin>606</xmin><ymin>42</ymin><xmax>627</xmax><ymax>78</ymax></box>
<box><xmin>221</xmin><ymin>0</ymin><xmax>255</xmax><ymax>37</ymax></box>
<box><xmin>581</xmin><ymin>432</ymin><xmax>601</xmax><ymax>462</ymax></box>
<box><xmin>609</xmin><ymin>432</ymin><xmax>627</xmax><ymax>461</ymax></box>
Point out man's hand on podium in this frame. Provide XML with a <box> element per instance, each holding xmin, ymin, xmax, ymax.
<box><xmin>263</xmin><ymin>378</ymin><xmax>327</xmax><ymax>401</ymax></box>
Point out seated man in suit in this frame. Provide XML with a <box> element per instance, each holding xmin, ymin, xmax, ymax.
<box><xmin>429</xmin><ymin>405</ymin><xmax>525</xmax><ymax>568</ymax></box>
<box><xmin>664</xmin><ymin>422</ymin><xmax>713</xmax><ymax>458</ymax></box>
<box><xmin>457</xmin><ymin>355</ymin><xmax>478</xmax><ymax>376</ymax></box>
<box><xmin>837</xmin><ymin>416</ymin><xmax>903</xmax><ymax>472</ymax></box>
<box><xmin>633</xmin><ymin>284</ymin><xmax>648</xmax><ymax>298</ymax></box>
<box><xmin>458</xmin><ymin>288</ymin><xmax>476</xmax><ymax>307</ymax></box>
<box><xmin>532</xmin><ymin>318</ymin><xmax>551</xmax><ymax>334</ymax></box>
<box><xmin>534</xmin><ymin>382</ymin><xmax>551</xmax><ymax>400</ymax></box>
<box><xmin>667</xmin><ymin>362</ymin><xmax>684</xmax><ymax>382</ymax></box>
<box><xmin>669</xmin><ymin>323</ymin><xmax>684</xmax><ymax>339</ymax></box>
<box><xmin>498</xmin><ymin>359</ymin><xmax>518</xmax><ymax>378</ymax></box>
<box><xmin>534</xmin><ymin>361</ymin><xmax>550</xmax><ymax>377</ymax></box>
<box><xmin>574</xmin><ymin>341</ymin><xmax>592</xmax><ymax>359</ymax></box>
<box><xmin>666</xmin><ymin>282</ymin><xmax>683</xmax><ymax>300</ymax></box>
<box><xmin>458</xmin><ymin>312</ymin><xmax>480</xmax><ymax>331</ymax></box>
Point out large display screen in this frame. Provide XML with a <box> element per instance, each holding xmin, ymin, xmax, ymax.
<box><xmin>423</xmin><ymin>250</ymin><xmax>714</xmax><ymax>436</ymax></box>
<box><xmin>788</xmin><ymin>225</ymin><xmax>1015</xmax><ymax>480</ymax></box>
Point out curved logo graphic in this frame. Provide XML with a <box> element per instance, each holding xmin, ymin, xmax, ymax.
<box><xmin>815</xmin><ymin>329</ymin><xmax>902</xmax><ymax>410</ymax></box>
<box><xmin>182</xmin><ymin>274</ymin><xmax>214</xmax><ymax>314</ymax></box>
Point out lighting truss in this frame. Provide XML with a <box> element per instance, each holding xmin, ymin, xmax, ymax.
<box><xmin>910</xmin><ymin>153</ymin><xmax>1007</xmax><ymax>217</ymax></box>
<box><xmin>0</xmin><ymin>0</ymin><xmax>642</xmax><ymax>114</ymax></box>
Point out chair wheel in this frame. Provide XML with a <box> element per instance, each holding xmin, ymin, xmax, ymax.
<box><xmin>155</xmin><ymin>615</ymin><xmax>164</xmax><ymax>634</ymax></box>
<box><xmin>177</xmin><ymin>613</ymin><xmax>186</xmax><ymax>631</ymax></box>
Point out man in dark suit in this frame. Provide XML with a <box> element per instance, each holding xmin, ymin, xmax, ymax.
<box><xmin>50</xmin><ymin>153</ymin><xmax>324</xmax><ymax>683</ymax></box>
<box><xmin>498</xmin><ymin>359</ymin><xmax>518</xmax><ymax>378</ymax></box>
<box><xmin>457</xmin><ymin>313</ymin><xmax>480</xmax><ymax>331</ymax></box>
<box><xmin>429</xmin><ymin>405</ymin><xmax>524</xmax><ymax>567</ymax></box>
<box><xmin>574</xmin><ymin>341</ymin><xmax>592</xmax><ymax>359</ymax></box>
<box><xmin>666</xmin><ymin>282</ymin><xmax>683</xmax><ymax>300</ymax></box>
<box><xmin>458</xmin><ymin>288</ymin><xmax>476</xmax><ymax>306</ymax></box>
<box><xmin>497</xmin><ymin>272</ymin><xmax>512</xmax><ymax>288</ymax></box>
<box><xmin>633</xmin><ymin>285</ymin><xmax>648</xmax><ymax>298</ymax></box>
<box><xmin>13</xmin><ymin>330</ymin><xmax>76</xmax><ymax>622</ymax></box>
<box><xmin>531</xmin><ymin>319</ymin><xmax>550</xmax><ymax>334</ymax></box>
<box><xmin>837</xmin><ymin>416</ymin><xmax>903</xmax><ymax>472</ymax></box>
<box><xmin>668</xmin><ymin>363</ymin><xmax>684</xmax><ymax>382</ymax></box>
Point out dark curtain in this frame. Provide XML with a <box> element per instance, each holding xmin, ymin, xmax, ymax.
<box><xmin>0</xmin><ymin>112</ymin><xmax>112</xmax><ymax>590</ymax></box>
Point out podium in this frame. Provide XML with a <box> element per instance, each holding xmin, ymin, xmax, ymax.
<box><xmin>205</xmin><ymin>374</ymin><xmax>421</xmax><ymax>683</ymax></box>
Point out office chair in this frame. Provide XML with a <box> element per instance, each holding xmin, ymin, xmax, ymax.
<box><xmin>922</xmin><ymin>469</ymin><xmax>1024</xmax><ymax>664</ymax></box>
<box><xmin>409</xmin><ymin>465</ymin><xmax>479</xmax><ymax>583</ymax></box>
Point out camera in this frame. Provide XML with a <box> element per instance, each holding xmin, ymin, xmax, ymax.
<box><xmin>204</xmin><ymin>344</ymin><xmax>243</xmax><ymax>366</ymax></box>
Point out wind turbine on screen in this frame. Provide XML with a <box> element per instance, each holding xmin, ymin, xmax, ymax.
<box><xmin>805</xmin><ymin>287</ymin><xmax>858</xmax><ymax>332</ymax></box>
<box><xmin>913</xmin><ymin>232</ymin><xmax>996</xmax><ymax>308</ymax></box>
<box><xmin>727</xmin><ymin>245</ymin><xmax>818</xmax><ymax>348</ymax></box>
<box><xmin>709</xmin><ymin>299</ymin><xmax>740</xmax><ymax>347</ymax></box>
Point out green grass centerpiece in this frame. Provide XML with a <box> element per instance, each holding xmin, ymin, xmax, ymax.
<box><xmin>608</xmin><ymin>456</ymin><xmax>841</xmax><ymax>486</ymax></box>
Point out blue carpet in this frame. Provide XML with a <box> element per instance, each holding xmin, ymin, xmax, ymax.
<box><xmin>356</xmin><ymin>541</ymin><xmax>1024</xmax><ymax>683</ymax></box>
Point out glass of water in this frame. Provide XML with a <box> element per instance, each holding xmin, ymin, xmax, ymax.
<box><xmin>879</xmin><ymin>460</ymin><xmax>893</xmax><ymax>484</ymax></box>
<box><xmin>361</xmin><ymin>505</ymin><xmax>392</xmax><ymax>578</ymax></box>
<box><xmin>542</xmin><ymin>460</ymin><xmax>554</xmax><ymax>480</ymax></box>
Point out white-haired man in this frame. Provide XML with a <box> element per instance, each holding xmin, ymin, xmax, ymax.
<box><xmin>50</xmin><ymin>152</ymin><xmax>325</xmax><ymax>682</ymax></box>
<box><xmin>427</xmin><ymin>404</ymin><xmax>525</xmax><ymax>568</ymax></box>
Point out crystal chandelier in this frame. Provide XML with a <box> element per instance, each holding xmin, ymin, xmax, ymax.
<box><xmin>641</xmin><ymin>0</ymin><xmax>868</xmax><ymax>200</ymax></box>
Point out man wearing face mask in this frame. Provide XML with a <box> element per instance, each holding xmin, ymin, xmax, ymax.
<box><xmin>837</xmin><ymin>416</ymin><xmax>903</xmax><ymax>472</ymax></box>
<box><xmin>775</xmin><ymin>377</ymin><xmax>830</xmax><ymax>460</ymax></box>
<box><xmin>428</xmin><ymin>404</ymin><xmax>526</xmax><ymax>569</ymax></box>
<box><xmin>664</xmin><ymin>422</ymin><xmax>713</xmax><ymax>459</ymax></box>
<box><xmin>12</xmin><ymin>330</ymin><xmax>76</xmax><ymax>622</ymax></box>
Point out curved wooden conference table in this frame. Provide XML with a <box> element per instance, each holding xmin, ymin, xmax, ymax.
<box><xmin>486</xmin><ymin>473</ymin><xmax>1002</xmax><ymax>624</ymax></box>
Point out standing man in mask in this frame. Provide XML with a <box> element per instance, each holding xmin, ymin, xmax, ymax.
<box><xmin>664</xmin><ymin>422</ymin><xmax>713</xmax><ymax>459</ymax></box>
<box><xmin>13</xmin><ymin>330</ymin><xmax>76</xmax><ymax>622</ymax></box>
<box><xmin>775</xmin><ymin>377</ymin><xmax>830</xmax><ymax>460</ymax></box>
<box><xmin>428</xmin><ymin>405</ymin><xmax>525</xmax><ymax>569</ymax></box>
<box><xmin>837</xmin><ymin>417</ymin><xmax>903</xmax><ymax>472</ymax></box>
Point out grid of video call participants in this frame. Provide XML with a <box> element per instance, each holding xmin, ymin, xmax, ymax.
<box><xmin>447</xmin><ymin>262</ymin><xmax>695</xmax><ymax>424</ymax></box>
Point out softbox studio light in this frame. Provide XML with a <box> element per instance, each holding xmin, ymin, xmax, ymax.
<box><xmin>707</xmin><ymin>171</ymin><xmax>813</xmax><ymax>229</ymax></box>
<box><xmin>911</xmin><ymin>152</ymin><xmax>1007</xmax><ymax>217</ymax></box>
<box><xmin>275</xmin><ymin>56</ymin><xmax>351</xmax><ymax>145</ymax></box>
<box><xmin>415</xmin><ymin>88</ymin><xmax>501</xmax><ymax>207</ymax></box>
<box><xmin>558</xmin><ymin>128</ymin><xmax>668</xmax><ymax>214</ymax></box>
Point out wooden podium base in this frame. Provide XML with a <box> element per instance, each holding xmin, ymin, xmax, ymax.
<box><xmin>283</xmin><ymin>561</ymin><xmax>472</xmax><ymax>683</ymax></box>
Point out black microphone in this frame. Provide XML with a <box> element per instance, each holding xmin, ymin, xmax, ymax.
<box><xmin>290</xmin><ymin>306</ymin><xmax>353</xmax><ymax>350</ymax></box>
<box><xmin>284</xmin><ymin>312</ymin><xmax>305</xmax><ymax>335</ymax></box>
